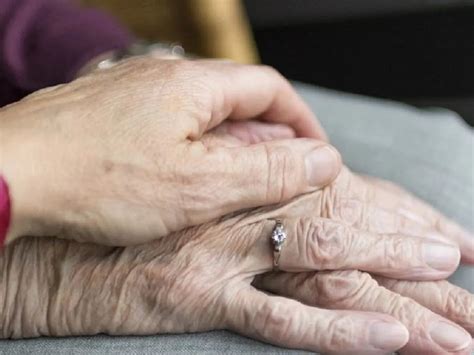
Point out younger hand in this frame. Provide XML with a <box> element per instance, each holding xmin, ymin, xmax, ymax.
<box><xmin>0</xmin><ymin>58</ymin><xmax>335</xmax><ymax>245</ymax></box>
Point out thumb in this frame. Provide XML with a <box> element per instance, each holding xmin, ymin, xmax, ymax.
<box><xmin>198</xmin><ymin>138</ymin><xmax>341</xmax><ymax>218</ymax></box>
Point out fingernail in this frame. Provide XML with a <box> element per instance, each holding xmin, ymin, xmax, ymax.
<box><xmin>370</xmin><ymin>321</ymin><xmax>408</xmax><ymax>351</ymax></box>
<box><xmin>423</xmin><ymin>243</ymin><xmax>460</xmax><ymax>272</ymax></box>
<box><xmin>305</xmin><ymin>145</ymin><xmax>340</xmax><ymax>186</ymax></box>
<box><xmin>429</xmin><ymin>321</ymin><xmax>471</xmax><ymax>352</ymax></box>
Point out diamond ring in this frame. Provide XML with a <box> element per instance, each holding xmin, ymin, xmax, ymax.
<box><xmin>271</xmin><ymin>220</ymin><xmax>287</xmax><ymax>271</ymax></box>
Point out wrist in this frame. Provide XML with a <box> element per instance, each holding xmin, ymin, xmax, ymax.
<box><xmin>0</xmin><ymin>238</ymin><xmax>117</xmax><ymax>338</ymax></box>
<box><xmin>0</xmin><ymin>108</ymin><xmax>53</xmax><ymax>243</ymax></box>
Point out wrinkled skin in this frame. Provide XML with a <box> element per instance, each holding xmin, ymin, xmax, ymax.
<box><xmin>1</xmin><ymin>168</ymin><xmax>472</xmax><ymax>354</ymax></box>
<box><xmin>0</xmin><ymin>57</ymin><xmax>336</xmax><ymax>246</ymax></box>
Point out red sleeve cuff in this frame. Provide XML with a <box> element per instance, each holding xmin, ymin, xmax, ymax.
<box><xmin>0</xmin><ymin>175</ymin><xmax>11</xmax><ymax>248</ymax></box>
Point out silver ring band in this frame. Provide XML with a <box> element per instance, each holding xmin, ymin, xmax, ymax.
<box><xmin>271</xmin><ymin>220</ymin><xmax>287</xmax><ymax>271</ymax></box>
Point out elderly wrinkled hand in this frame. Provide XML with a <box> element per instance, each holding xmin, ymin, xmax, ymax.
<box><xmin>0</xmin><ymin>57</ymin><xmax>337</xmax><ymax>246</ymax></box>
<box><xmin>255</xmin><ymin>167</ymin><xmax>474</xmax><ymax>354</ymax></box>
<box><xmin>2</xmin><ymin>167</ymin><xmax>471</xmax><ymax>354</ymax></box>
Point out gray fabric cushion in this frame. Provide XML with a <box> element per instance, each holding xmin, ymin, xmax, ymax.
<box><xmin>1</xmin><ymin>84</ymin><xmax>472</xmax><ymax>354</ymax></box>
<box><xmin>0</xmin><ymin>332</ymin><xmax>307</xmax><ymax>355</ymax></box>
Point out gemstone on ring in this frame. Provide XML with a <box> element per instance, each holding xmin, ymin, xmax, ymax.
<box><xmin>271</xmin><ymin>222</ymin><xmax>286</xmax><ymax>251</ymax></box>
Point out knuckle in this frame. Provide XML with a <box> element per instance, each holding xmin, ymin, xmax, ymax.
<box><xmin>387</xmin><ymin>296</ymin><xmax>423</xmax><ymax>324</ymax></box>
<box><xmin>374</xmin><ymin>286</ymin><xmax>423</xmax><ymax>323</ymax></box>
<box><xmin>264</xmin><ymin>145</ymin><xmax>299</xmax><ymax>202</ymax></box>
<box><xmin>322</xmin><ymin>315</ymin><xmax>358</xmax><ymax>351</ymax></box>
<box><xmin>382</xmin><ymin>236</ymin><xmax>416</xmax><ymax>270</ymax></box>
<box><xmin>333</xmin><ymin>198</ymin><xmax>365</xmax><ymax>228</ymax></box>
<box><xmin>380</xmin><ymin>239</ymin><xmax>400</xmax><ymax>269</ymax></box>
<box><xmin>302</xmin><ymin>219</ymin><xmax>351</xmax><ymax>268</ymax></box>
<box><xmin>254</xmin><ymin>299</ymin><xmax>301</xmax><ymax>345</ymax></box>
<box><xmin>444</xmin><ymin>287</ymin><xmax>474</xmax><ymax>323</ymax></box>
<box><xmin>312</xmin><ymin>270</ymin><xmax>374</xmax><ymax>307</ymax></box>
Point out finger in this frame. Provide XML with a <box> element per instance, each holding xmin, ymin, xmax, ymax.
<box><xmin>211</xmin><ymin>121</ymin><xmax>296</xmax><ymax>145</ymax></box>
<box><xmin>202</xmin><ymin>121</ymin><xmax>296</xmax><ymax>149</ymax></box>
<box><xmin>226</xmin><ymin>286</ymin><xmax>408</xmax><ymax>354</ymax></box>
<box><xmin>333</xmin><ymin>200</ymin><xmax>455</xmax><ymax>244</ymax></box>
<box><xmin>200</xmin><ymin>132</ymin><xmax>243</xmax><ymax>148</ymax></box>
<box><xmin>193</xmin><ymin>60</ymin><xmax>328</xmax><ymax>140</ymax></box>
<box><xmin>359</xmin><ymin>175</ymin><xmax>474</xmax><ymax>264</ymax></box>
<box><xmin>255</xmin><ymin>271</ymin><xmax>473</xmax><ymax>354</ymax></box>
<box><xmin>248</xmin><ymin>217</ymin><xmax>460</xmax><ymax>280</ymax></box>
<box><xmin>188</xmin><ymin>140</ymin><xmax>341</xmax><ymax>223</ymax></box>
<box><xmin>375</xmin><ymin>277</ymin><xmax>474</xmax><ymax>335</ymax></box>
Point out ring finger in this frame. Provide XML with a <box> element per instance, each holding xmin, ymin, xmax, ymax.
<box><xmin>244</xmin><ymin>217</ymin><xmax>460</xmax><ymax>280</ymax></box>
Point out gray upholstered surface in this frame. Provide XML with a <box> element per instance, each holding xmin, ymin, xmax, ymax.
<box><xmin>0</xmin><ymin>331</ymin><xmax>306</xmax><ymax>355</ymax></box>
<box><xmin>1</xmin><ymin>84</ymin><xmax>472</xmax><ymax>354</ymax></box>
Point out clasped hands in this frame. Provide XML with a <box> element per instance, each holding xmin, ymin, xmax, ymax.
<box><xmin>0</xmin><ymin>57</ymin><xmax>472</xmax><ymax>354</ymax></box>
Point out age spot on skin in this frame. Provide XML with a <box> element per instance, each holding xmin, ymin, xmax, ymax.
<box><xmin>103</xmin><ymin>160</ymin><xmax>114</xmax><ymax>174</ymax></box>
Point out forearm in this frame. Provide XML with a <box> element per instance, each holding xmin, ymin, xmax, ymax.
<box><xmin>0</xmin><ymin>238</ymin><xmax>119</xmax><ymax>338</ymax></box>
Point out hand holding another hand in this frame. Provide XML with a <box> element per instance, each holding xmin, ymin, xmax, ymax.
<box><xmin>0</xmin><ymin>57</ymin><xmax>335</xmax><ymax>246</ymax></box>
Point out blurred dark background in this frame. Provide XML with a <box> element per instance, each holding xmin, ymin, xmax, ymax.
<box><xmin>244</xmin><ymin>0</ymin><xmax>474</xmax><ymax>126</ymax></box>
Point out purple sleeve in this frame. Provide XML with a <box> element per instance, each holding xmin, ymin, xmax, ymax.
<box><xmin>0</xmin><ymin>0</ymin><xmax>133</xmax><ymax>106</ymax></box>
